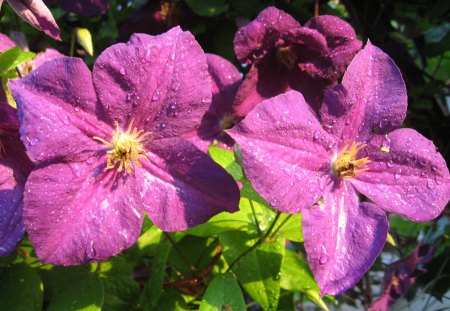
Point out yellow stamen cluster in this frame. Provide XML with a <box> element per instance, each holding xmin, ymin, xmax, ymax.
<box><xmin>277</xmin><ymin>46</ymin><xmax>297</xmax><ymax>68</ymax></box>
<box><xmin>93</xmin><ymin>120</ymin><xmax>152</xmax><ymax>174</ymax></box>
<box><xmin>332</xmin><ymin>142</ymin><xmax>370</xmax><ymax>178</ymax></box>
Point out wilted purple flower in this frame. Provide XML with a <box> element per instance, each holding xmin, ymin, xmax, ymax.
<box><xmin>185</xmin><ymin>53</ymin><xmax>242</xmax><ymax>150</ymax></box>
<box><xmin>371</xmin><ymin>244</ymin><xmax>434</xmax><ymax>311</ymax></box>
<box><xmin>2</xmin><ymin>0</ymin><xmax>60</xmax><ymax>40</ymax></box>
<box><xmin>0</xmin><ymin>100</ymin><xmax>33</xmax><ymax>256</ymax></box>
<box><xmin>233</xmin><ymin>6</ymin><xmax>361</xmax><ymax>117</ymax></box>
<box><xmin>10</xmin><ymin>27</ymin><xmax>239</xmax><ymax>265</ymax></box>
<box><xmin>228</xmin><ymin>42</ymin><xmax>450</xmax><ymax>295</ymax></box>
<box><xmin>44</xmin><ymin>0</ymin><xmax>108</xmax><ymax>16</ymax></box>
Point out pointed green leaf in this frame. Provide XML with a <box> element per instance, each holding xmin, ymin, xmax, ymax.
<box><xmin>46</xmin><ymin>271</ymin><xmax>103</xmax><ymax>311</ymax></box>
<box><xmin>220</xmin><ymin>231</ymin><xmax>284</xmax><ymax>310</ymax></box>
<box><xmin>280</xmin><ymin>249</ymin><xmax>328</xmax><ymax>310</ymax></box>
<box><xmin>199</xmin><ymin>272</ymin><xmax>246</xmax><ymax>311</ymax></box>
<box><xmin>0</xmin><ymin>264</ymin><xmax>43</xmax><ymax>311</ymax></box>
<box><xmin>0</xmin><ymin>47</ymin><xmax>35</xmax><ymax>75</ymax></box>
<box><xmin>208</xmin><ymin>145</ymin><xmax>243</xmax><ymax>181</ymax></box>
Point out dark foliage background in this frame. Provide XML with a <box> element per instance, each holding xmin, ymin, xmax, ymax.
<box><xmin>0</xmin><ymin>0</ymin><xmax>449</xmax><ymax>310</ymax></box>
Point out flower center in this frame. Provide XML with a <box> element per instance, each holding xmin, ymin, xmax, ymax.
<box><xmin>332</xmin><ymin>142</ymin><xmax>370</xmax><ymax>178</ymax></box>
<box><xmin>93</xmin><ymin>120</ymin><xmax>153</xmax><ymax>174</ymax></box>
<box><xmin>277</xmin><ymin>46</ymin><xmax>297</xmax><ymax>68</ymax></box>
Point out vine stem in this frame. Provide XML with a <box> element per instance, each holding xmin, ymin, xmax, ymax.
<box><xmin>226</xmin><ymin>211</ymin><xmax>282</xmax><ymax>272</ymax></box>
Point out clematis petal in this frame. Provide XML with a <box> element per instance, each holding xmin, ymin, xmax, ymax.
<box><xmin>0</xmin><ymin>33</ymin><xmax>16</xmax><ymax>51</ymax></box>
<box><xmin>321</xmin><ymin>41</ymin><xmax>407</xmax><ymax>142</ymax></box>
<box><xmin>10</xmin><ymin>57</ymin><xmax>111</xmax><ymax>163</ymax></box>
<box><xmin>185</xmin><ymin>53</ymin><xmax>242</xmax><ymax>148</ymax></box>
<box><xmin>205</xmin><ymin>53</ymin><xmax>241</xmax><ymax>117</ymax></box>
<box><xmin>234</xmin><ymin>6</ymin><xmax>300</xmax><ymax>64</ymax></box>
<box><xmin>233</xmin><ymin>57</ymin><xmax>288</xmax><ymax>118</ymax></box>
<box><xmin>93</xmin><ymin>27</ymin><xmax>211</xmax><ymax>139</ymax></box>
<box><xmin>57</xmin><ymin>0</ymin><xmax>109</xmax><ymax>16</ymax></box>
<box><xmin>302</xmin><ymin>183</ymin><xmax>388</xmax><ymax>295</ymax></box>
<box><xmin>6</xmin><ymin>0</ymin><xmax>60</xmax><ymax>40</ymax></box>
<box><xmin>228</xmin><ymin>91</ymin><xmax>334</xmax><ymax>213</ymax></box>
<box><xmin>0</xmin><ymin>164</ymin><xmax>25</xmax><ymax>256</ymax></box>
<box><xmin>136</xmin><ymin>138</ymin><xmax>239</xmax><ymax>231</ymax></box>
<box><xmin>24</xmin><ymin>161</ymin><xmax>144</xmax><ymax>265</ymax></box>
<box><xmin>32</xmin><ymin>48</ymin><xmax>63</xmax><ymax>69</ymax></box>
<box><xmin>351</xmin><ymin>128</ymin><xmax>450</xmax><ymax>222</ymax></box>
<box><xmin>304</xmin><ymin>15</ymin><xmax>362</xmax><ymax>76</ymax></box>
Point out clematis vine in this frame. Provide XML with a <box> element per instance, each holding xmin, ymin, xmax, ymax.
<box><xmin>185</xmin><ymin>53</ymin><xmax>242</xmax><ymax>150</ymax></box>
<box><xmin>10</xmin><ymin>27</ymin><xmax>240</xmax><ymax>265</ymax></box>
<box><xmin>228</xmin><ymin>42</ymin><xmax>450</xmax><ymax>295</ymax></box>
<box><xmin>0</xmin><ymin>0</ymin><xmax>60</xmax><ymax>39</ymax></box>
<box><xmin>0</xmin><ymin>99</ymin><xmax>33</xmax><ymax>256</ymax></box>
<box><xmin>232</xmin><ymin>6</ymin><xmax>361</xmax><ymax>117</ymax></box>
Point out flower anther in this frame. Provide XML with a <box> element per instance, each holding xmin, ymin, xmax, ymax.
<box><xmin>332</xmin><ymin>142</ymin><xmax>370</xmax><ymax>178</ymax></box>
<box><xmin>94</xmin><ymin>119</ymin><xmax>152</xmax><ymax>174</ymax></box>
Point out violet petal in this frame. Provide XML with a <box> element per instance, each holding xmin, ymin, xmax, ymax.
<box><xmin>0</xmin><ymin>33</ymin><xmax>16</xmax><ymax>51</ymax></box>
<box><xmin>305</xmin><ymin>15</ymin><xmax>362</xmax><ymax>76</ymax></box>
<box><xmin>137</xmin><ymin>137</ymin><xmax>240</xmax><ymax>231</ymax></box>
<box><xmin>302</xmin><ymin>183</ymin><xmax>388</xmax><ymax>295</ymax></box>
<box><xmin>351</xmin><ymin>128</ymin><xmax>450</xmax><ymax>222</ymax></box>
<box><xmin>92</xmin><ymin>27</ymin><xmax>211</xmax><ymax>139</ymax></box>
<box><xmin>321</xmin><ymin>41</ymin><xmax>407</xmax><ymax>142</ymax></box>
<box><xmin>24</xmin><ymin>161</ymin><xmax>143</xmax><ymax>265</ymax></box>
<box><xmin>10</xmin><ymin>57</ymin><xmax>111</xmax><ymax>163</ymax></box>
<box><xmin>0</xmin><ymin>164</ymin><xmax>25</xmax><ymax>256</ymax></box>
<box><xmin>228</xmin><ymin>91</ymin><xmax>334</xmax><ymax>213</ymax></box>
<box><xmin>6</xmin><ymin>0</ymin><xmax>60</xmax><ymax>40</ymax></box>
<box><xmin>234</xmin><ymin>6</ymin><xmax>300</xmax><ymax>64</ymax></box>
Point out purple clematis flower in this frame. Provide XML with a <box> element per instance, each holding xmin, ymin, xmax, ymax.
<box><xmin>185</xmin><ymin>53</ymin><xmax>242</xmax><ymax>150</ymax></box>
<box><xmin>0</xmin><ymin>100</ymin><xmax>33</xmax><ymax>256</ymax></box>
<box><xmin>10</xmin><ymin>27</ymin><xmax>240</xmax><ymax>265</ymax></box>
<box><xmin>45</xmin><ymin>0</ymin><xmax>109</xmax><ymax>16</ymax></box>
<box><xmin>371</xmin><ymin>244</ymin><xmax>434</xmax><ymax>311</ymax></box>
<box><xmin>228</xmin><ymin>41</ymin><xmax>450</xmax><ymax>295</ymax></box>
<box><xmin>1</xmin><ymin>0</ymin><xmax>60</xmax><ymax>40</ymax></box>
<box><xmin>233</xmin><ymin>6</ymin><xmax>361</xmax><ymax>117</ymax></box>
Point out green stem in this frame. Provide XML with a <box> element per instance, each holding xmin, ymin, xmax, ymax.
<box><xmin>70</xmin><ymin>29</ymin><xmax>76</xmax><ymax>57</ymax></box>
<box><xmin>269</xmin><ymin>214</ymin><xmax>293</xmax><ymax>238</ymax></box>
<box><xmin>249</xmin><ymin>200</ymin><xmax>262</xmax><ymax>236</ymax></box>
<box><xmin>226</xmin><ymin>211</ymin><xmax>282</xmax><ymax>272</ymax></box>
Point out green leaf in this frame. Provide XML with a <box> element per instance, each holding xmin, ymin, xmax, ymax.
<box><xmin>140</xmin><ymin>233</ymin><xmax>172</xmax><ymax>310</ymax></box>
<box><xmin>274</xmin><ymin>213</ymin><xmax>303</xmax><ymax>242</ymax></box>
<box><xmin>46</xmin><ymin>272</ymin><xmax>104</xmax><ymax>311</ymax></box>
<box><xmin>0</xmin><ymin>47</ymin><xmax>35</xmax><ymax>76</ymax></box>
<box><xmin>199</xmin><ymin>272</ymin><xmax>246</xmax><ymax>311</ymax></box>
<box><xmin>0</xmin><ymin>264</ymin><xmax>43</xmax><ymax>311</ymax></box>
<box><xmin>184</xmin><ymin>0</ymin><xmax>229</xmax><ymax>17</ymax></box>
<box><xmin>187</xmin><ymin>193</ymin><xmax>274</xmax><ymax>237</ymax></box>
<box><xmin>208</xmin><ymin>145</ymin><xmax>243</xmax><ymax>181</ymax></box>
<box><xmin>101</xmin><ymin>276</ymin><xmax>140</xmax><ymax>311</ymax></box>
<box><xmin>280</xmin><ymin>249</ymin><xmax>328</xmax><ymax>310</ymax></box>
<box><xmin>220</xmin><ymin>231</ymin><xmax>284</xmax><ymax>310</ymax></box>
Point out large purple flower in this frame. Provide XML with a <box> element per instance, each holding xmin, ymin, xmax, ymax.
<box><xmin>228</xmin><ymin>42</ymin><xmax>450</xmax><ymax>295</ymax></box>
<box><xmin>0</xmin><ymin>100</ymin><xmax>33</xmax><ymax>256</ymax></box>
<box><xmin>10</xmin><ymin>27</ymin><xmax>240</xmax><ymax>265</ymax></box>
<box><xmin>233</xmin><ymin>6</ymin><xmax>361</xmax><ymax>117</ymax></box>
<box><xmin>185</xmin><ymin>53</ymin><xmax>242</xmax><ymax>150</ymax></box>
<box><xmin>2</xmin><ymin>0</ymin><xmax>60</xmax><ymax>39</ymax></box>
